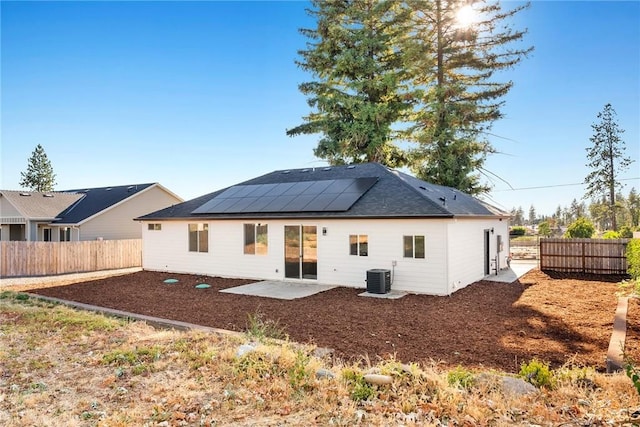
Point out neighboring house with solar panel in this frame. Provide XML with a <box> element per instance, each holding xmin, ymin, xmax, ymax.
<box><xmin>137</xmin><ymin>163</ymin><xmax>510</xmax><ymax>295</ymax></box>
<box><xmin>0</xmin><ymin>184</ymin><xmax>182</xmax><ymax>242</ymax></box>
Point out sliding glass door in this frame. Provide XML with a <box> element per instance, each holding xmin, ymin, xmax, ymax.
<box><xmin>284</xmin><ymin>225</ymin><xmax>317</xmax><ymax>280</ymax></box>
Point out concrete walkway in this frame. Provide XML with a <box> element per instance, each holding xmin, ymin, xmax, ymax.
<box><xmin>220</xmin><ymin>280</ymin><xmax>337</xmax><ymax>300</ymax></box>
<box><xmin>483</xmin><ymin>260</ymin><xmax>537</xmax><ymax>283</ymax></box>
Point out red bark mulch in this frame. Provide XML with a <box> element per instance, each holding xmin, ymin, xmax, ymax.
<box><xmin>27</xmin><ymin>269</ymin><xmax>627</xmax><ymax>373</ymax></box>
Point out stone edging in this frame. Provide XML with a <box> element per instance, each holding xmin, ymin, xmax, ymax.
<box><xmin>606</xmin><ymin>297</ymin><xmax>629</xmax><ymax>373</ymax></box>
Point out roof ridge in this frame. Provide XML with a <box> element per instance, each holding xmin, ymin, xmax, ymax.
<box><xmin>385</xmin><ymin>168</ymin><xmax>453</xmax><ymax>215</ymax></box>
<box><xmin>62</xmin><ymin>183</ymin><xmax>156</xmax><ymax>193</ymax></box>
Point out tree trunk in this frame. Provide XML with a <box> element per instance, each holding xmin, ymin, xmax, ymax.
<box><xmin>608</xmin><ymin>138</ymin><xmax>617</xmax><ymax>230</ymax></box>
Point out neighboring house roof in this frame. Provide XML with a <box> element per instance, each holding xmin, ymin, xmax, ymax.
<box><xmin>0</xmin><ymin>190</ymin><xmax>84</xmax><ymax>220</ymax></box>
<box><xmin>52</xmin><ymin>183</ymin><xmax>156</xmax><ymax>225</ymax></box>
<box><xmin>138</xmin><ymin>162</ymin><xmax>508</xmax><ymax>220</ymax></box>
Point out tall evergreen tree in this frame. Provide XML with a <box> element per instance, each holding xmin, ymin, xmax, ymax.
<box><xmin>628</xmin><ymin>187</ymin><xmax>640</xmax><ymax>229</ymax></box>
<box><xmin>510</xmin><ymin>205</ymin><xmax>524</xmax><ymax>226</ymax></box>
<box><xmin>584</xmin><ymin>103</ymin><xmax>633</xmax><ymax>230</ymax></box>
<box><xmin>19</xmin><ymin>144</ymin><xmax>56</xmax><ymax>192</ymax></box>
<box><xmin>288</xmin><ymin>0</ymin><xmax>531</xmax><ymax>194</ymax></box>
<box><xmin>287</xmin><ymin>0</ymin><xmax>412</xmax><ymax>166</ymax></box>
<box><xmin>588</xmin><ymin>197</ymin><xmax>611</xmax><ymax>231</ymax></box>
<box><xmin>407</xmin><ymin>0</ymin><xmax>532</xmax><ymax>194</ymax></box>
<box><xmin>569</xmin><ymin>198</ymin><xmax>586</xmax><ymax>222</ymax></box>
<box><xmin>528</xmin><ymin>205</ymin><xmax>536</xmax><ymax>225</ymax></box>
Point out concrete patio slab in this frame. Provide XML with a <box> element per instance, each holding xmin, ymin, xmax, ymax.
<box><xmin>358</xmin><ymin>290</ymin><xmax>408</xmax><ymax>299</ymax></box>
<box><xmin>220</xmin><ymin>281</ymin><xmax>337</xmax><ymax>300</ymax></box>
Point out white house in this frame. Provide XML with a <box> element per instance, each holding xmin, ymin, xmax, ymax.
<box><xmin>137</xmin><ymin>163</ymin><xmax>510</xmax><ymax>295</ymax></box>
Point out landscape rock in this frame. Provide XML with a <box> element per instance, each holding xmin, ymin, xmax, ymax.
<box><xmin>236</xmin><ymin>343</ymin><xmax>257</xmax><ymax>358</ymax></box>
<box><xmin>478</xmin><ymin>373</ymin><xmax>538</xmax><ymax>397</ymax></box>
<box><xmin>315</xmin><ymin>368</ymin><xmax>335</xmax><ymax>379</ymax></box>
<box><xmin>363</xmin><ymin>374</ymin><xmax>393</xmax><ymax>385</ymax></box>
<box><xmin>499</xmin><ymin>376</ymin><xmax>539</xmax><ymax>397</ymax></box>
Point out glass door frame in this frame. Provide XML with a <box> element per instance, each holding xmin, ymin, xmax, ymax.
<box><xmin>284</xmin><ymin>225</ymin><xmax>317</xmax><ymax>280</ymax></box>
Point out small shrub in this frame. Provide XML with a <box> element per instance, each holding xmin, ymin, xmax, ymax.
<box><xmin>510</xmin><ymin>226</ymin><xmax>526</xmax><ymax>236</ymax></box>
<box><xmin>519</xmin><ymin>359</ymin><xmax>555</xmax><ymax>389</ymax></box>
<box><xmin>287</xmin><ymin>350</ymin><xmax>313</xmax><ymax>391</ymax></box>
<box><xmin>341</xmin><ymin>367</ymin><xmax>376</xmax><ymax>401</ymax></box>
<box><xmin>351</xmin><ymin>381</ymin><xmax>376</xmax><ymax>401</ymax></box>
<box><xmin>447</xmin><ymin>366</ymin><xmax>475</xmax><ymax>390</ymax></box>
<box><xmin>538</xmin><ymin>221</ymin><xmax>552</xmax><ymax>237</ymax></box>
<box><xmin>554</xmin><ymin>365</ymin><xmax>596</xmax><ymax>385</ymax></box>
<box><xmin>246</xmin><ymin>311</ymin><xmax>287</xmax><ymax>341</ymax></box>
<box><xmin>619</xmin><ymin>225</ymin><xmax>634</xmax><ymax>238</ymax></box>
<box><xmin>624</xmin><ymin>357</ymin><xmax>640</xmax><ymax>397</ymax></box>
<box><xmin>602</xmin><ymin>230</ymin><xmax>621</xmax><ymax>239</ymax></box>
<box><xmin>627</xmin><ymin>238</ymin><xmax>640</xmax><ymax>280</ymax></box>
<box><xmin>564</xmin><ymin>217</ymin><xmax>595</xmax><ymax>238</ymax></box>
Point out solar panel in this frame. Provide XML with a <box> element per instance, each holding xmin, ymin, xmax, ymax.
<box><xmin>192</xmin><ymin>177</ymin><xmax>378</xmax><ymax>214</ymax></box>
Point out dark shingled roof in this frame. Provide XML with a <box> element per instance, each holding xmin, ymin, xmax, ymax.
<box><xmin>53</xmin><ymin>183</ymin><xmax>155</xmax><ymax>225</ymax></box>
<box><xmin>137</xmin><ymin>163</ymin><xmax>506</xmax><ymax>220</ymax></box>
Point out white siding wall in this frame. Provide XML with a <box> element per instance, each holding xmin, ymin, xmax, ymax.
<box><xmin>143</xmin><ymin>218</ymin><xmax>452</xmax><ymax>294</ymax></box>
<box><xmin>79</xmin><ymin>186</ymin><xmax>181</xmax><ymax>241</ymax></box>
<box><xmin>316</xmin><ymin>219</ymin><xmax>449</xmax><ymax>294</ymax></box>
<box><xmin>446</xmin><ymin>218</ymin><xmax>509</xmax><ymax>293</ymax></box>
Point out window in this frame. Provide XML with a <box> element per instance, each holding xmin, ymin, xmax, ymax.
<box><xmin>403</xmin><ymin>235</ymin><xmax>425</xmax><ymax>259</ymax></box>
<box><xmin>188</xmin><ymin>223</ymin><xmax>208</xmax><ymax>253</ymax></box>
<box><xmin>43</xmin><ymin>228</ymin><xmax>52</xmax><ymax>242</ymax></box>
<box><xmin>148</xmin><ymin>223</ymin><xmax>162</xmax><ymax>231</ymax></box>
<box><xmin>60</xmin><ymin>227</ymin><xmax>71</xmax><ymax>242</ymax></box>
<box><xmin>349</xmin><ymin>234</ymin><xmax>368</xmax><ymax>256</ymax></box>
<box><xmin>244</xmin><ymin>223</ymin><xmax>268</xmax><ymax>255</ymax></box>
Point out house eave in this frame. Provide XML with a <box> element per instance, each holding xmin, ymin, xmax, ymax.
<box><xmin>137</xmin><ymin>213</ymin><xmax>462</xmax><ymax>221</ymax></box>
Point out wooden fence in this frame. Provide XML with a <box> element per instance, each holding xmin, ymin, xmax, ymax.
<box><xmin>0</xmin><ymin>239</ymin><xmax>142</xmax><ymax>278</ymax></box>
<box><xmin>539</xmin><ymin>238</ymin><xmax>630</xmax><ymax>274</ymax></box>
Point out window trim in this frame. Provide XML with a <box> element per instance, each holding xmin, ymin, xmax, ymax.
<box><xmin>349</xmin><ymin>234</ymin><xmax>368</xmax><ymax>256</ymax></box>
<box><xmin>188</xmin><ymin>223</ymin><xmax>208</xmax><ymax>253</ymax></box>
<box><xmin>60</xmin><ymin>227</ymin><xmax>71</xmax><ymax>242</ymax></box>
<box><xmin>403</xmin><ymin>235</ymin><xmax>425</xmax><ymax>259</ymax></box>
<box><xmin>244</xmin><ymin>223</ymin><xmax>268</xmax><ymax>255</ymax></box>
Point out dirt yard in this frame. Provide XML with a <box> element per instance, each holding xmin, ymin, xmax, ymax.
<box><xmin>22</xmin><ymin>269</ymin><xmax>628</xmax><ymax>373</ymax></box>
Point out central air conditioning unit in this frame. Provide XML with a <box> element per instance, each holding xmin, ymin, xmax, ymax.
<box><xmin>366</xmin><ymin>269</ymin><xmax>391</xmax><ymax>294</ymax></box>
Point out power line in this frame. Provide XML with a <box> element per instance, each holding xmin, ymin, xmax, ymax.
<box><xmin>492</xmin><ymin>177</ymin><xmax>640</xmax><ymax>192</ymax></box>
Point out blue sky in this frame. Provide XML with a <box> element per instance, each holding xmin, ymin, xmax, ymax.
<box><xmin>1</xmin><ymin>1</ymin><xmax>638</xmax><ymax>216</ymax></box>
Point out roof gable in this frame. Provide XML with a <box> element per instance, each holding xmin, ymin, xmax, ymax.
<box><xmin>53</xmin><ymin>183</ymin><xmax>155</xmax><ymax>224</ymax></box>
<box><xmin>138</xmin><ymin>163</ymin><xmax>506</xmax><ymax>220</ymax></box>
